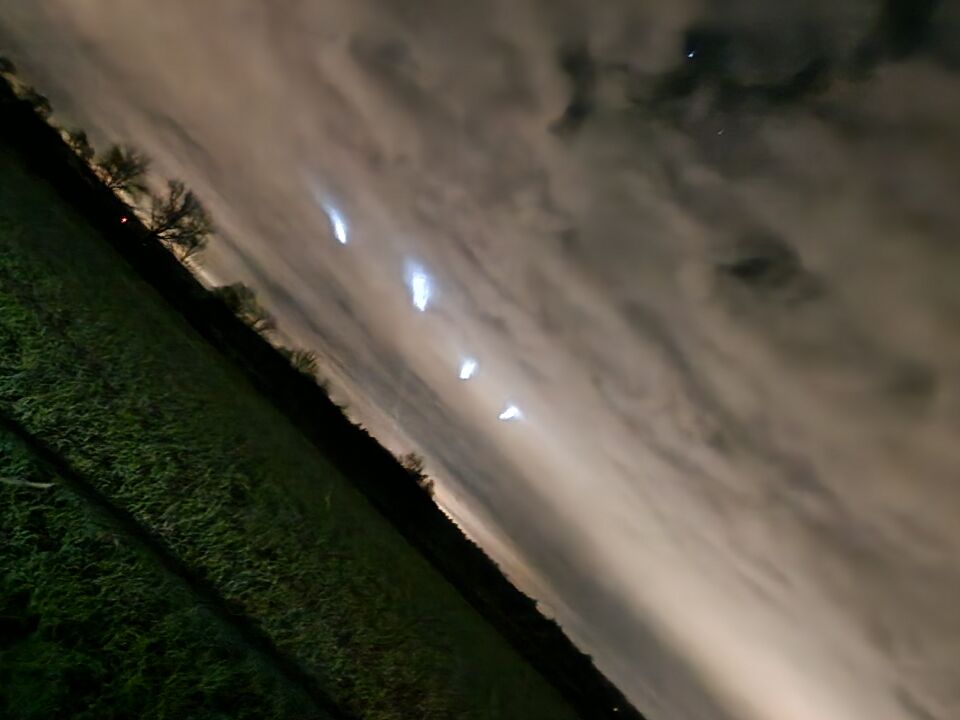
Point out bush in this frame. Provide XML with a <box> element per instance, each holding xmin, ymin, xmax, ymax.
<box><xmin>398</xmin><ymin>453</ymin><xmax>435</xmax><ymax>497</ymax></box>
<box><xmin>212</xmin><ymin>282</ymin><xmax>275</xmax><ymax>333</ymax></box>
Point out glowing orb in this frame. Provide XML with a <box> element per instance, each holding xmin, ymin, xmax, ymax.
<box><xmin>498</xmin><ymin>405</ymin><xmax>522</xmax><ymax>421</ymax></box>
<box><xmin>459</xmin><ymin>358</ymin><xmax>478</xmax><ymax>380</ymax></box>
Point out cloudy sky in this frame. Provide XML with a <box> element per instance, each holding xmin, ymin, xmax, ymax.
<box><xmin>3</xmin><ymin>2</ymin><xmax>960</xmax><ymax>719</ymax></box>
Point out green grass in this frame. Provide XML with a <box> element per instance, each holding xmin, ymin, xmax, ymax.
<box><xmin>0</xmin><ymin>146</ymin><xmax>578</xmax><ymax>720</ymax></box>
<box><xmin>1</xmin><ymin>434</ymin><xmax>314</xmax><ymax>720</ymax></box>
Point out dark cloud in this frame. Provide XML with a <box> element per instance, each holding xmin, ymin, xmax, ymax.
<box><xmin>541</xmin><ymin>0</ymin><xmax>950</xmax><ymax>136</ymax></box>
<box><xmin>856</xmin><ymin>0</ymin><xmax>942</xmax><ymax>68</ymax></box>
<box><xmin>551</xmin><ymin>42</ymin><xmax>597</xmax><ymax>134</ymax></box>
<box><xmin>715</xmin><ymin>232</ymin><xmax>821</xmax><ymax>302</ymax></box>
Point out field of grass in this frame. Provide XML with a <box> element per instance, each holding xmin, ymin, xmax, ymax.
<box><xmin>1</xmin><ymin>430</ymin><xmax>317</xmax><ymax>720</ymax></box>
<box><xmin>0</xmin><ymin>144</ymin><xmax>580</xmax><ymax>720</ymax></box>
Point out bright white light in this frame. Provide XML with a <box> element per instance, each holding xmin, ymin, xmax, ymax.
<box><xmin>459</xmin><ymin>358</ymin><xmax>478</xmax><ymax>380</ymax></box>
<box><xmin>410</xmin><ymin>270</ymin><xmax>431</xmax><ymax>311</ymax></box>
<box><xmin>687</xmin><ymin>50</ymin><xmax>696</xmax><ymax>59</ymax></box>
<box><xmin>324</xmin><ymin>204</ymin><xmax>348</xmax><ymax>244</ymax></box>
<box><xmin>498</xmin><ymin>405</ymin><xmax>522</xmax><ymax>421</ymax></box>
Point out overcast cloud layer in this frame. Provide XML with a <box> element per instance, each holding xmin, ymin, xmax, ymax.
<box><xmin>3</xmin><ymin>2</ymin><xmax>960</xmax><ymax>719</ymax></box>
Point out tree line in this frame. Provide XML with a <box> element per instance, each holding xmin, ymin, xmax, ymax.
<box><xmin>3</xmin><ymin>54</ymin><xmax>438</xmax><ymax>501</ymax></box>
<box><xmin>0</xmin><ymin>55</ymin><xmax>344</xmax><ymax>409</ymax></box>
<box><xmin>0</xmin><ymin>57</ymin><xmax>213</xmax><ymax>262</ymax></box>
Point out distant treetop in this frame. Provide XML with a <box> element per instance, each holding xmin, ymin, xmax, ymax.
<box><xmin>212</xmin><ymin>283</ymin><xmax>276</xmax><ymax>334</ymax></box>
<box><xmin>96</xmin><ymin>144</ymin><xmax>151</xmax><ymax>197</ymax></box>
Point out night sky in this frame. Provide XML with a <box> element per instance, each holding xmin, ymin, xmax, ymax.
<box><xmin>3</xmin><ymin>2</ymin><xmax>959</xmax><ymax>719</ymax></box>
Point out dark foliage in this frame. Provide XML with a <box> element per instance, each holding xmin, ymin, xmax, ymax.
<box><xmin>278</xmin><ymin>346</ymin><xmax>321</xmax><ymax>378</ymax></box>
<box><xmin>96</xmin><ymin>144</ymin><xmax>150</xmax><ymax>197</ymax></box>
<box><xmin>18</xmin><ymin>86</ymin><xmax>51</xmax><ymax>118</ymax></box>
<box><xmin>147</xmin><ymin>179</ymin><xmax>213</xmax><ymax>260</ymax></box>
<box><xmin>212</xmin><ymin>282</ymin><xmax>276</xmax><ymax>333</ymax></box>
<box><xmin>399</xmin><ymin>452</ymin><xmax>435</xmax><ymax>497</ymax></box>
<box><xmin>64</xmin><ymin>128</ymin><xmax>94</xmax><ymax>163</ymax></box>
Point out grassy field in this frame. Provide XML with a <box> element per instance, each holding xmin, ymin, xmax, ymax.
<box><xmin>1</xmin><ymin>430</ymin><xmax>318</xmax><ymax>720</ymax></box>
<box><xmin>0</xmin><ymin>143</ymin><xmax>580</xmax><ymax>719</ymax></box>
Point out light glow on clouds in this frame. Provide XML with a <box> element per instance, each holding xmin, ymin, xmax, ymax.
<box><xmin>324</xmin><ymin>204</ymin><xmax>348</xmax><ymax>244</ymax></box>
<box><xmin>459</xmin><ymin>358</ymin><xmax>478</xmax><ymax>380</ymax></box>
<box><xmin>407</xmin><ymin>265</ymin><xmax>432</xmax><ymax>312</ymax></box>
<box><xmin>498</xmin><ymin>405</ymin><xmax>522</xmax><ymax>421</ymax></box>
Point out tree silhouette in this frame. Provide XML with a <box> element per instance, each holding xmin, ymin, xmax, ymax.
<box><xmin>147</xmin><ymin>179</ymin><xmax>213</xmax><ymax>260</ymax></box>
<box><xmin>399</xmin><ymin>452</ymin><xmax>435</xmax><ymax>496</ymax></box>
<box><xmin>96</xmin><ymin>144</ymin><xmax>150</xmax><ymax>196</ymax></box>
<box><xmin>65</xmin><ymin>128</ymin><xmax>95</xmax><ymax>163</ymax></box>
<box><xmin>0</xmin><ymin>56</ymin><xmax>16</xmax><ymax>75</ymax></box>
<box><xmin>278</xmin><ymin>347</ymin><xmax>320</xmax><ymax>377</ymax></box>
<box><xmin>212</xmin><ymin>283</ymin><xmax>275</xmax><ymax>334</ymax></box>
<box><xmin>19</xmin><ymin>86</ymin><xmax>51</xmax><ymax>118</ymax></box>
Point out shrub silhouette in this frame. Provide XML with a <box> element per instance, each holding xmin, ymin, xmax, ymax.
<box><xmin>399</xmin><ymin>452</ymin><xmax>435</xmax><ymax>497</ymax></box>
<box><xmin>65</xmin><ymin>128</ymin><xmax>95</xmax><ymax>163</ymax></box>
<box><xmin>212</xmin><ymin>283</ymin><xmax>276</xmax><ymax>334</ymax></box>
